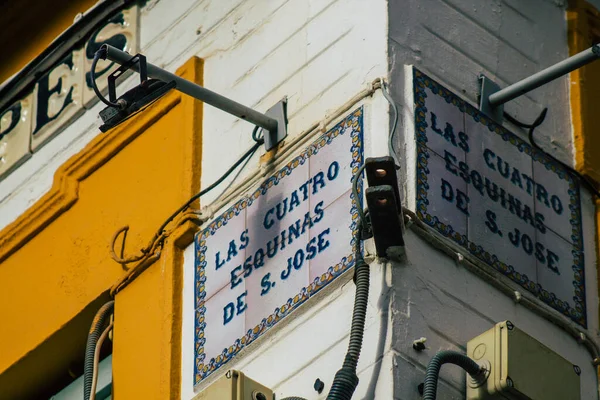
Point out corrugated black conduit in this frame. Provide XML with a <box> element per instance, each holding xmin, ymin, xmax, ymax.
<box><xmin>84</xmin><ymin>301</ymin><xmax>115</xmax><ymax>400</ymax></box>
<box><xmin>281</xmin><ymin>170</ymin><xmax>370</xmax><ymax>400</ymax></box>
<box><xmin>422</xmin><ymin>350</ymin><xmax>483</xmax><ymax>400</ymax></box>
<box><xmin>326</xmin><ymin>215</ymin><xmax>370</xmax><ymax>400</ymax></box>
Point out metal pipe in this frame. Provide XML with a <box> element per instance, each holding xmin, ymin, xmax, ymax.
<box><xmin>488</xmin><ymin>45</ymin><xmax>600</xmax><ymax>108</ymax></box>
<box><xmin>101</xmin><ymin>44</ymin><xmax>279</xmax><ymax>133</ymax></box>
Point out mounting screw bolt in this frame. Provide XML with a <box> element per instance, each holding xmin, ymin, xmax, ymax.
<box><xmin>314</xmin><ymin>378</ymin><xmax>325</xmax><ymax>394</ymax></box>
<box><xmin>375</xmin><ymin>168</ymin><xmax>387</xmax><ymax>178</ymax></box>
<box><xmin>376</xmin><ymin>197</ymin><xmax>388</xmax><ymax>206</ymax></box>
<box><xmin>506</xmin><ymin>377</ymin><xmax>514</xmax><ymax>388</ymax></box>
<box><xmin>418</xmin><ymin>382</ymin><xmax>424</xmax><ymax>395</ymax></box>
<box><xmin>506</xmin><ymin>321</ymin><xmax>515</xmax><ymax>331</ymax></box>
<box><xmin>413</xmin><ymin>337</ymin><xmax>427</xmax><ymax>352</ymax></box>
<box><xmin>574</xmin><ymin>365</ymin><xmax>581</xmax><ymax>376</ymax></box>
<box><xmin>116</xmin><ymin>98</ymin><xmax>128</xmax><ymax>110</ymax></box>
<box><xmin>253</xmin><ymin>392</ymin><xmax>267</xmax><ymax>400</ymax></box>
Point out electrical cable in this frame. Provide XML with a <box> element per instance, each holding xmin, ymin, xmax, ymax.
<box><xmin>381</xmin><ymin>80</ymin><xmax>399</xmax><ymax>165</ymax></box>
<box><xmin>84</xmin><ymin>301</ymin><xmax>114</xmax><ymax>400</ymax></box>
<box><xmin>182</xmin><ymin>78</ymin><xmax>383</xmax><ymax>236</ymax></box>
<box><xmin>91</xmin><ymin>47</ymin><xmax>123</xmax><ymax>109</ymax></box>
<box><xmin>151</xmin><ymin>139</ymin><xmax>263</xmax><ymax>241</ymax></box>
<box><xmin>251</xmin><ymin>125</ymin><xmax>263</xmax><ymax>143</ymax></box>
<box><xmin>504</xmin><ymin>109</ymin><xmax>600</xmax><ymax>199</ymax></box>
<box><xmin>351</xmin><ymin>164</ymin><xmax>367</xmax><ymax>232</ymax></box>
<box><xmin>422</xmin><ymin>350</ymin><xmax>484</xmax><ymax>400</ymax></box>
<box><xmin>354</xmin><ymin>210</ymin><xmax>369</xmax><ymax>265</ymax></box>
<box><xmin>326</xmin><ymin>213</ymin><xmax>370</xmax><ymax>400</ymax></box>
<box><xmin>89</xmin><ymin>321</ymin><xmax>113</xmax><ymax>400</ymax></box>
<box><xmin>503</xmin><ymin>108</ymin><xmax>548</xmax><ymax>150</ymax></box>
<box><xmin>110</xmin><ymin>137</ymin><xmax>264</xmax><ymax>266</ymax></box>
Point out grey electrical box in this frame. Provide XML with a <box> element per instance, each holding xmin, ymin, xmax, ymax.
<box><xmin>466</xmin><ymin>321</ymin><xmax>580</xmax><ymax>400</ymax></box>
<box><xmin>193</xmin><ymin>370</ymin><xmax>273</xmax><ymax>400</ymax></box>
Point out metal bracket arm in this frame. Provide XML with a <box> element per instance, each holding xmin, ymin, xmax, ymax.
<box><xmin>100</xmin><ymin>44</ymin><xmax>287</xmax><ymax>150</ymax></box>
<box><xmin>479</xmin><ymin>45</ymin><xmax>600</xmax><ymax>122</ymax></box>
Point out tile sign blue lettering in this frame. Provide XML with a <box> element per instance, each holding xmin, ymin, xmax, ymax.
<box><xmin>194</xmin><ymin>108</ymin><xmax>364</xmax><ymax>384</ymax></box>
<box><xmin>414</xmin><ymin>68</ymin><xmax>586</xmax><ymax>327</ymax></box>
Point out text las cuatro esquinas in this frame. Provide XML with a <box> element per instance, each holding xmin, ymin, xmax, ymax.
<box><xmin>428</xmin><ymin>112</ymin><xmax>563</xmax><ymax>276</ymax></box>
<box><xmin>213</xmin><ymin>161</ymin><xmax>342</xmax><ymax>326</ymax></box>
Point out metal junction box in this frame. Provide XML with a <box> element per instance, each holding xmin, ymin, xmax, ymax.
<box><xmin>193</xmin><ymin>370</ymin><xmax>274</xmax><ymax>400</ymax></box>
<box><xmin>466</xmin><ymin>321</ymin><xmax>580</xmax><ymax>400</ymax></box>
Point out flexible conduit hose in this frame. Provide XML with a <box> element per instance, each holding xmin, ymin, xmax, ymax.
<box><xmin>84</xmin><ymin>301</ymin><xmax>115</xmax><ymax>400</ymax></box>
<box><xmin>326</xmin><ymin>256</ymin><xmax>370</xmax><ymax>400</ymax></box>
<box><xmin>280</xmin><ymin>397</ymin><xmax>308</xmax><ymax>400</ymax></box>
<box><xmin>423</xmin><ymin>350</ymin><xmax>482</xmax><ymax>400</ymax></box>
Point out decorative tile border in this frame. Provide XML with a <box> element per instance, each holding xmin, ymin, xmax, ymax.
<box><xmin>413</xmin><ymin>68</ymin><xmax>586</xmax><ymax>326</ymax></box>
<box><xmin>194</xmin><ymin>107</ymin><xmax>364</xmax><ymax>384</ymax></box>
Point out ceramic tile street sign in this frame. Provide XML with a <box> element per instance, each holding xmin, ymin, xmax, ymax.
<box><xmin>194</xmin><ymin>108</ymin><xmax>364</xmax><ymax>385</ymax></box>
<box><xmin>413</xmin><ymin>68</ymin><xmax>585</xmax><ymax>327</ymax></box>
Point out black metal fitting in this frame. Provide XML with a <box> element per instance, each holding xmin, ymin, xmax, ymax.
<box><xmin>364</xmin><ymin>156</ymin><xmax>404</xmax><ymax>260</ymax></box>
<box><xmin>314</xmin><ymin>378</ymin><xmax>325</xmax><ymax>394</ymax></box>
<box><xmin>98</xmin><ymin>52</ymin><xmax>175</xmax><ymax>132</ymax></box>
<box><xmin>413</xmin><ymin>342</ymin><xmax>426</xmax><ymax>352</ymax></box>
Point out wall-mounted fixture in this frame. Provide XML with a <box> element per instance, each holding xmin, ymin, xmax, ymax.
<box><xmin>364</xmin><ymin>156</ymin><xmax>404</xmax><ymax>260</ymax></box>
<box><xmin>193</xmin><ymin>370</ymin><xmax>273</xmax><ymax>400</ymax></box>
<box><xmin>466</xmin><ymin>321</ymin><xmax>580</xmax><ymax>400</ymax></box>
<box><xmin>479</xmin><ymin>45</ymin><xmax>600</xmax><ymax>123</ymax></box>
<box><xmin>421</xmin><ymin>321</ymin><xmax>580</xmax><ymax>399</ymax></box>
<box><xmin>93</xmin><ymin>44</ymin><xmax>288</xmax><ymax>151</ymax></box>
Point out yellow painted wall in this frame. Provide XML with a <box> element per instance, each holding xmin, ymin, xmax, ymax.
<box><xmin>568</xmin><ymin>0</ymin><xmax>600</xmax><ymax>385</ymax></box>
<box><xmin>112</xmin><ymin>221</ymin><xmax>196</xmax><ymax>399</ymax></box>
<box><xmin>0</xmin><ymin>57</ymin><xmax>203</xmax><ymax>398</ymax></box>
<box><xmin>568</xmin><ymin>0</ymin><xmax>600</xmax><ymax>182</ymax></box>
<box><xmin>111</xmin><ymin>58</ymin><xmax>203</xmax><ymax>399</ymax></box>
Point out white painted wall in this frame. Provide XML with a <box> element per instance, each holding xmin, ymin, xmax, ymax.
<box><xmin>389</xmin><ymin>0</ymin><xmax>574</xmax><ymax>167</ymax></box>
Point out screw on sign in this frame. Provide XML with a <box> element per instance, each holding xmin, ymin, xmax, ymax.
<box><xmin>314</xmin><ymin>378</ymin><xmax>325</xmax><ymax>394</ymax></box>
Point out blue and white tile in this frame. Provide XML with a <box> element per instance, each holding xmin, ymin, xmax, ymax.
<box><xmin>245</xmin><ymin>159</ymin><xmax>310</xmax><ymax>252</ymax></box>
<box><xmin>202</xmin><ymin>210</ymin><xmax>247</xmax><ymax>301</ymax></box>
<box><xmin>308</xmin><ymin>130</ymin><xmax>354</xmax><ymax>210</ymax></box>
<box><xmin>200</xmin><ymin>282</ymin><xmax>246</xmax><ymax>368</ymax></box>
<box><xmin>422</xmin><ymin>86</ymin><xmax>466</xmax><ymax>160</ymax></box>
<box><xmin>467</xmin><ymin>186</ymin><xmax>537</xmax><ymax>282</ymax></box>
<box><xmin>308</xmin><ymin>191</ymin><xmax>354</xmax><ymax>284</ymax></box>
<box><xmin>244</xmin><ymin>229</ymin><xmax>309</xmax><ymax>332</ymax></box>
<box><xmin>465</xmin><ymin>115</ymin><xmax>533</xmax><ymax>198</ymax></box>
<box><xmin>535</xmin><ymin>228</ymin><xmax>581</xmax><ymax>312</ymax></box>
<box><xmin>532</xmin><ymin>157</ymin><xmax>579</xmax><ymax>247</ymax></box>
<box><xmin>420</xmin><ymin>149</ymin><xmax>468</xmax><ymax>237</ymax></box>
